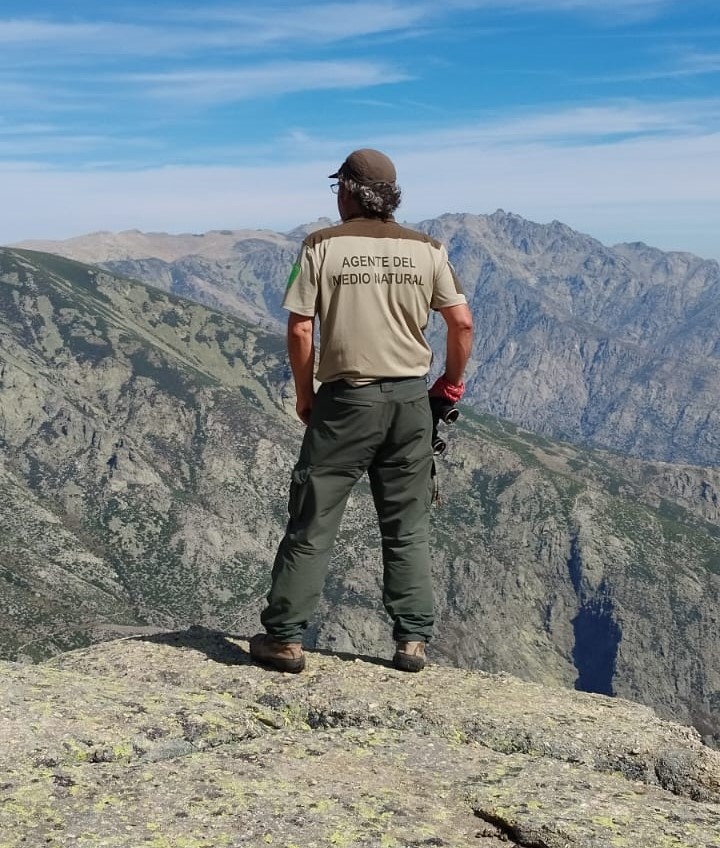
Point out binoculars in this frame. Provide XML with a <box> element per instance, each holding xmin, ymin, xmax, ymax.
<box><xmin>429</xmin><ymin>396</ymin><xmax>459</xmax><ymax>455</ymax></box>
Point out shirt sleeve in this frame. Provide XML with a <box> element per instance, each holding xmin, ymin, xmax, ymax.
<box><xmin>282</xmin><ymin>243</ymin><xmax>318</xmax><ymax>317</ymax></box>
<box><xmin>430</xmin><ymin>245</ymin><xmax>467</xmax><ymax>311</ymax></box>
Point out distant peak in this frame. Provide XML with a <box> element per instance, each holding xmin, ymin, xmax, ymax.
<box><xmin>284</xmin><ymin>218</ymin><xmax>335</xmax><ymax>239</ymax></box>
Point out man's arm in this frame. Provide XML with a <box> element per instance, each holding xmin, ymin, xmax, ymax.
<box><xmin>287</xmin><ymin>312</ymin><xmax>315</xmax><ymax>425</ymax></box>
<box><xmin>439</xmin><ymin>303</ymin><xmax>473</xmax><ymax>386</ymax></box>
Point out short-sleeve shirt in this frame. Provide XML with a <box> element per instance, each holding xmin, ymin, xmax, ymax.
<box><xmin>282</xmin><ymin>217</ymin><xmax>467</xmax><ymax>383</ymax></box>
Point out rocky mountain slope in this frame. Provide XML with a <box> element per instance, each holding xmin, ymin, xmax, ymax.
<box><xmin>1</xmin><ymin>246</ymin><xmax>719</xmax><ymax>745</ymax></box>
<box><xmin>1</xmin><ymin>631</ymin><xmax>719</xmax><ymax>847</ymax></box>
<box><xmin>15</xmin><ymin>211</ymin><xmax>720</xmax><ymax>466</ymax></box>
<box><xmin>422</xmin><ymin>212</ymin><xmax>720</xmax><ymax>468</ymax></box>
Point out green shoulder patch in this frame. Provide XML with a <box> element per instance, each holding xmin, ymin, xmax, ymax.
<box><xmin>286</xmin><ymin>262</ymin><xmax>301</xmax><ymax>291</ymax></box>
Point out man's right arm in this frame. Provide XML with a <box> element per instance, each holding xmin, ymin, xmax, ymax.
<box><xmin>283</xmin><ymin>242</ymin><xmax>318</xmax><ymax>426</ymax></box>
<box><xmin>287</xmin><ymin>312</ymin><xmax>315</xmax><ymax>425</ymax></box>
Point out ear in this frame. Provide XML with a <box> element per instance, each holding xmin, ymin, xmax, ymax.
<box><xmin>337</xmin><ymin>184</ymin><xmax>351</xmax><ymax>220</ymax></box>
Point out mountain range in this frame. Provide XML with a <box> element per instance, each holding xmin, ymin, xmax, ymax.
<box><xmin>17</xmin><ymin>210</ymin><xmax>720</xmax><ymax>468</ymax></box>
<box><xmin>1</xmin><ymin>243</ymin><xmax>718</xmax><ymax>746</ymax></box>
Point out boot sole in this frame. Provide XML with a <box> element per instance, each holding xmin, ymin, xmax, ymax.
<box><xmin>252</xmin><ymin>654</ymin><xmax>306</xmax><ymax>674</ymax></box>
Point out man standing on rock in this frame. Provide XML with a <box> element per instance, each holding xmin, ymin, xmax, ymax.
<box><xmin>250</xmin><ymin>149</ymin><xmax>473</xmax><ymax>673</ymax></box>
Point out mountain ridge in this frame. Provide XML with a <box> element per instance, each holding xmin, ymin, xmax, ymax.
<box><xmin>13</xmin><ymin>210</ymin><xmax>720</xmax><ymax>466</ymax></box>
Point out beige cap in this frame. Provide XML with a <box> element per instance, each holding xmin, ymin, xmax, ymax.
<box><xmin>329</xmin><ymin>148</ymin><xmax>397</xmax><ymax>185</ymax></box>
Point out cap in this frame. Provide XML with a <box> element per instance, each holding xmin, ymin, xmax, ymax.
<box><xmin>329</xmin><ymin>148</ymin><xmax>397</xmax><ymax>185</ymax></box>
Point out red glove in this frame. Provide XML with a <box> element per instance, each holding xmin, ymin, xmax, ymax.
<box><xmin>429</xmin><ymin>375</ymin><xmax>464</xmax><ymax>403</ymax></box>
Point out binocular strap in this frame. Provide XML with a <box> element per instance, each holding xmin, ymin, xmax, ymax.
<box><xmin>431</xmin><ymin>458</ymin><xmax>440</xmax><ymax>504</ymax></box>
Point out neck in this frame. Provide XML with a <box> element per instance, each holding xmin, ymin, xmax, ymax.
<box><xmin>338</xmin><ymin>188</ymin><xmax>363</xmax><ymax>221</ymax></box>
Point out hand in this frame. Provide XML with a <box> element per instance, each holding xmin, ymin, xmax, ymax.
<box><xmin>429</xmin><ymin>374</ymin><xmax>464</xmax><ymax>403</ymax></box>
<box><xmin>295</xmin><ymin>394</ymin><xmax>314</xmax><ymax>426</ymax></box>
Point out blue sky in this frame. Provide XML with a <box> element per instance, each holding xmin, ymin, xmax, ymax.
<box><xmin>1</xmin><ymin>0</ymin><xmax>719</xmax><ymax>259</ymax></box>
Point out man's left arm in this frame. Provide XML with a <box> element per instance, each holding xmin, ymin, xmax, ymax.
<box><xmin>439</xmin><ymin>303</ymin><xmax>473</xmax><ymax>385</ymax></box>
<box><xmin>428</xmin><ymin>245</ymin><xmax>473</xmax><ymax>403</ymax></box>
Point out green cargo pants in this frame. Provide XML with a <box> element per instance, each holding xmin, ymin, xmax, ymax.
<box><xmin>261</xmin><ymin>376</ymin><xmax>434</xmax><ymax>643</ymax></box>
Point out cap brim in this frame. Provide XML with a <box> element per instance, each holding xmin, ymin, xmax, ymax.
<box><xmin>328</xmin><ymin>171</ymin><xmax>340</xmax><ymax>179</ymax></box>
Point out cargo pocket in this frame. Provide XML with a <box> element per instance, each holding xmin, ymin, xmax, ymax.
<box><xmin>287</xmin><ymin>463</ymin><xmax>313</xmax><ymax>540</ymax></box>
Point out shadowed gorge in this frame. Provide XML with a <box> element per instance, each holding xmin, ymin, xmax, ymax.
<box><xmin>568</xmin><ymin>539</ymin><xmax>622</xmax><ymax>696</ymax></box>
<box><xmin>572</xmin><ymin>593</ymin><xmax>621</xmax><ymax>697</ymax></box>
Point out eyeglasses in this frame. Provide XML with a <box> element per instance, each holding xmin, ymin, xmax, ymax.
<box><xmin>330</xmin><ymin>181</ymin><xmax>341</xmax><ymax>195</ymax></box>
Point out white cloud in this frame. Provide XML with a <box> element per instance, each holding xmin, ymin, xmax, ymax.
<box><xmin>0</xmin><ymin>136</ymin><xmax>108</xmax><ymax>156</ymax></box>
<box><xmin>0</xmin><ymin>19</ymin><xmax>116</xmax><ymax>43</ymax></box>
<box><xmin>123</xmin><ymin>61</ymin><xmax>412</xmax><ymax>103</ymax></box>
<box><xmin>0</xmin><ymin>164</ymin><xmax>332</xmax><ymax>243</ymax></box>
<box><xmin>180</xmin><ymin>2</ymin><xmax>433</xmax><ymax>44</ymax></box>
<box><xmin>586</xmin><ymin>50</ymin><xmax>720</xmax><ymax>83</ymax></box>
<box><xmin>0</xmin><ymin>3</ymin><xmax>432</xmax><ymax>59</ymax></box>
<box><xmin>0</xmin><ymin>4</ymin><xmax>713</xmax><ymax>258</ymax></box>
<box><xmin>370</xmin><ymin>99</ymin><xmax>720</xmax><ymax>152</ymax></box>
<box><xmin>462</xmin><ymin>0</ymin><xmax>668</xmax><ymax>11</ymax></box>
<box><xmin>0</xmin><ymin>0</ymin><xmax>673</xmax><ymax>66</ymax></box>
<box><xmin>0</xmin><ymin>19</ymin><xmax>165</xmax><ymax>56</ymax></box>
<box><xmin>0</xmin><ymin>122</ymin><xmax>56</xmax><ymax>136</ymax></box>
<box><xmin>2</xmin><ymin>106</ymin><xmax>718</xmax><ymax>260</ymax></box>
<box><xmin>446</xmin><ymin>0</ymin><xmax>672</xmax><ymax>22</ymax></box>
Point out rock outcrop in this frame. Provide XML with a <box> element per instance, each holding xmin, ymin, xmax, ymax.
<box><xmin>1</xmin><ymin>630</ymin><xmax>719</xmax><ymax>847</ymax></box>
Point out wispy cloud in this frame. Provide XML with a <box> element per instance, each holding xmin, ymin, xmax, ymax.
<box><xmin>3</xmin><ymin>124</ymin><xmax>718</xmax><ymax>258</ymax></box>
<box><xmin>0</xmin><ymin>0</ymin><xmax>716</xmax><ymax>261</ymax></box>
<box><xmin>373</xmin><ymin>99</ymin><xmax>720</xmax><ymax>151</ymax></box>
<box><xmin>0</xmin><ymin>135</ymin><xmax>124</xmax><ymax>157</ymax></box>
<box><xmin>0</xmin><ymin>18</ymin><xmax>162</xmax><ymax>56</ymax></box>
<box><xmin>0</xmin><ymin>122</ymin><xmax>57</xmax><ymax>136</ymax></box>
<box><xmin>587</xmin><ymin>50</ymin><xmax>720</xmax><ymax>83</ymax></box>
<box><xmin>0</xmin><ymin>0</ymin><xmax>670</xmax><ymax>65</ymax></box>
<box><xmin>447</xmin><ymin>0</ymin><xmax>672</xmax><ymax>22</ymax></box>
<box><xmin>123</xmin><ymin>61</ymin><xmax>412</xmax><ymax>103</ymax></box>
<box><xmin>0</xmin><ymin>4</ymin><xmax>433</xmax><ymax>59</ymax></box>
<box><xmin>176</xmin><ymin>2</ymin><xmax>434</xmax><ymax>44</ymax></box>
<box><xmin>0</xmin><ymin>19</ymin><xmax>121</xmax><ymax>43</ymax></box>
<box><xmin>682</xmin><ymin>51</ymin><xmax>720</xmax><ymax>72</ymax></box>
<box><xmin>1</xmin><ymin>97</ymin><xmax>716</xmax><ymax>167</ymax></box>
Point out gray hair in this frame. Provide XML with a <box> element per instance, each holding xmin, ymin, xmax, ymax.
<box><xmin>342</xmin><ymin>176</ymin><xmax>402</xmax><ymax>220</ymax></box>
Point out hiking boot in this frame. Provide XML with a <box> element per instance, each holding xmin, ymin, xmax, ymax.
<box><xmin>249</xmin><ymin>633</ymin><xmax>305</xmax><ymax>673</ymax></box>
<box><xmin>393</xmin><ymin>640</ymin><xmax>426</xmax><ymax>673</ymax></box>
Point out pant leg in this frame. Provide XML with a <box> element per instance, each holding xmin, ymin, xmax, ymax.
<box><xmin>261</xmin><ymin>463</ymin><xmax>363</xmax><ymax>641</ymax></box>
<box><xmin>261</xmin><ymin>382</ymin><xmax>388</xmax><ymax>642</ymax></box>
<box><xmin>367</xmin><ymin>385</ymin><xmax>435</xmax><ymax>643</ymax></box>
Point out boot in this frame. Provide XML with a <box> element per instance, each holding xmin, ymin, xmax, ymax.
<box><xmin>393</xmin><ymin>640</ymin><xmax>426</xmax><ymax>672</ymax></box>
<box><xmin>249</xmin><ymin>633</ymin><xmax>305</xmax><ymax>673</ymax></box>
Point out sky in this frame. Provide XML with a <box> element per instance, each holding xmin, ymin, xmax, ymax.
<box><xmin>1</xmin><ymin>0</ymin><xmax>719</xmax><ymax>259</ymax></box>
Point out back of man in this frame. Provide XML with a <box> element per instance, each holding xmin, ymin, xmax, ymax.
<box><xmin>250</xmin><ymin>149</ymin><xmax>473</xmax><ymax>674</ymax></box>
<box><xmin>285</xmin><ymin>216</ymin><xmax>466</xmax><ymax>384</ymax></box>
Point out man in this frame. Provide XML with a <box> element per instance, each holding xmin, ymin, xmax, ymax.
<box><xmin>250</xmin><ymin>148</ymin><xmax>473</xmax><ymax>673</ymax></box>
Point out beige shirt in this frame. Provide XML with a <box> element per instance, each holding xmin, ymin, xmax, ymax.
<box><xmin>282</xmin><ymin>217</ymin><xmax>467</xmax><ymax>383</ymax></box>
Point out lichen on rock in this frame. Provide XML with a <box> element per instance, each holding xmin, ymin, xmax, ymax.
<box><xmin>1</xmin><ymin>629</ymin><xmax>718</xmax><ymax>847</ymax></box>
